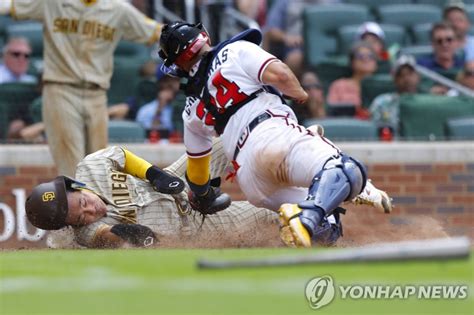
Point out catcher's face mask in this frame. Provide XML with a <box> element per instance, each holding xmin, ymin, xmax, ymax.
<box><xmin>159</xmin><ymin>21</ymin><xmax>210</xmax><ymax>70</ymax></box>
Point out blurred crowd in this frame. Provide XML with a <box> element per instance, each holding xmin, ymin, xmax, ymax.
<box><xmin>1</xmin><ymin>0</ymin><xmax>473</xmax><ymax>144</ymax></box>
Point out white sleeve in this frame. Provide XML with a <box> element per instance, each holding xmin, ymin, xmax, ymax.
<box><xmin>237</xmin><ymin>41</ymin><xmax>279</xmax><ymax>83</ymax></box>
<box><xmin>182</xmin><ymin>96</ymin><xmax>214</xmax><ymax>157</ymax></box>
<box><xmin>0</xmin><ymin>0</ymin><xmax>11</xmax><ymax>15</ymax></box>
<box><xmin>119</xmin><ymin>1</ymin><xmax>161</xmax><ymax>45</ymax></box>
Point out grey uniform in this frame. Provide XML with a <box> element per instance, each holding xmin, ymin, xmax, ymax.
<box><xmin>73</xmin><ymin>139</ymin><xmax>277</xmax><ymax>247</ymax></box>
<box><xmin>11</xmin><ymin>0</ymin><xmax>162</xmax><ymax>177</ymax></box>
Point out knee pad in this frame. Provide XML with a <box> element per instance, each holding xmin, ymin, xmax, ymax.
<box><xmin>307</xmin><ymin>155</ymin><xmax>367</xmax><ymax>214</ymax></box>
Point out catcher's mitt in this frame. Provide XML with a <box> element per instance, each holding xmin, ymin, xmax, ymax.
<box><xmin>188</xmin><ymin>186</ymin><xmax>231</xmax><ymax>215</ymax></box>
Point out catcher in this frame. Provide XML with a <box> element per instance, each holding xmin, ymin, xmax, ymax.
<box><xmin>158</xmin><ymin>22</ymin><xmax>392</xmax><ymax>248</ymax></box>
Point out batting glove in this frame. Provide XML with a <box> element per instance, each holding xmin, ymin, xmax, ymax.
<box><xmin>110</xmin><ymin>224</ymin><xmax>157</xmax><ymax>247</ymax></box>
<box><xmin>146</xmin><ymin>166</ymin><xmax>185</xmax><ymax>194</ymax></box>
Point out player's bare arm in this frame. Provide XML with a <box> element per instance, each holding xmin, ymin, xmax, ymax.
<box><xmin>261</xmin><ymin>61</ymin><xmax>308</xmax><ymax>103</ymax></box>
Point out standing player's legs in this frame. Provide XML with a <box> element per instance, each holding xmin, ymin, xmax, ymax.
<box><xmin>43</xmin><ymin>84</ymin><xmax>86</xmax><ymax>177</ymax></box>
<box><xmin>279</xmin><ymin>126</ymin><xmax>367</xmax><ymax>247</ymax></box>
<box><xmin>84</xmin><ymin>88</ymin><xmax>108</xmax><ymax>155</ymax></box>
<box><xmin>235</xmin><ymin>118</ymin><xmax>366</xmax><ymax>247</ymax></box>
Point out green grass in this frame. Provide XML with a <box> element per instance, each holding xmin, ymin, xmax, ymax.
<box><xmin>1</xmin><ymin>248</ymin><xmax>473</xmax><ymax>315</ymax></box>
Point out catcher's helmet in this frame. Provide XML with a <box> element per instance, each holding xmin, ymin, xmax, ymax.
<box><xmin>25</xmin><ymin>176</ymin><xmax>85</xmax><ymax>230</ymax></box>
<box><xmin>159</xmin><ymin>21</ymin><xmax>210</xmax><ymax>68</ymax></box>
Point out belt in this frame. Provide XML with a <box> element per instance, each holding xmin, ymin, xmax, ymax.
<box><xmin>45</xmin><ymin>81</ymin><xmax>102</xmax><ymax>90</ymax></box>
<box><xmin>233</xmin><ymin>111</ymin><xmax>272</xmax><ymax>160</ymax></box>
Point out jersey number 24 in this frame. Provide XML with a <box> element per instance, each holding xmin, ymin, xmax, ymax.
<box><xmin>196</xmin><ymin>70</ymin><xmax>248</xmax><ymax>126</ymax></box>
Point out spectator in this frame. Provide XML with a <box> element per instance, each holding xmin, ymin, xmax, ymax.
<box><xmin>264</xmin><ymin>0</ymin><xmax>340</xmax><ymax>76</ymax></box>
<box><xmin>0</xmin><ymin>1</ymin><xmax>162</xmax><ymax>177</ymax></box>
<box><xmin>327</xmin><ymin>42</ymin><xmax>377</xmax><ymax>119</ymax></box>
<box><xmin>107</xmin><ymin>60</ymin><xmax>161</xmax><ymax>121</ymax></box>
<box><xmin>0</xmin><ymin>37</ymin><xmax>36</xmax><ymax>84</ymax></box>
<box><xmin>417</xmin><ymin>22</ymin><xmax>464</xmax><ymax>73</ymax></box>
<box><xmin>370</xmin><ymin>55</ymin><xmax>420</xmax><ymax>137</ymax></box>
<box><xmin>436</xmin><ymin>60</ymin><xmax>474</xmax><ymax>96</ymax></box>
<box><xmin>135</xmin><ymin>75</ymin><xmax>180</xmax><ymax>140</ymax></box>
<box><xmin>292</xmin><ymin>69</ymin><xmax>326</xmax><ymax>123</ymax></box>
<box><xmin>443</xmin><ymin>0</ymin><xmax>474</xmax><ymax>61</ymax></box>
<box><xmin>457</xmin><ymin>60</ymin><xmax>474</xmax><ymax>89</ymax></box>
<box><xmin>235</xmin><ymin>0</ymin><xmax>267</xmax><ymax>27</ymax></box>
<box><xmin>357</xmin><ymin>22</ymin><xmax>389</xmax><ymax>61</ymax></box>
<box><xmin>6</xmin><ymin>78</ymin><xmax>43</xmax><ymax>141</ymax></box>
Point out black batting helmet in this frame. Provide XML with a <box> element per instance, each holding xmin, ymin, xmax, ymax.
<box><xmin>159</xmin><ymin>21</ymin><xmax>210</xmax><ymax>68</ymax></box>
<box><xmin>25</xmin><ymin>176</ymin><xmax>84</xmax><ymax>230</ymax></box>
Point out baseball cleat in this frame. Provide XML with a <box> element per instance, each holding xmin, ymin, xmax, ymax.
<box><xmin>278</xmin><ymin>203</ymin><xmax>312</xmax><ymax>248</ymax></box>
<box><xmin>352</xmin><ymin>180</ymin><xmax>393</xmax><ymax>213</ymax></box>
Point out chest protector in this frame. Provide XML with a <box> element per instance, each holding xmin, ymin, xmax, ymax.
<box><xmin>185</xmin><ymin>29</ymin><xmax>280</xmax><ymax>135</ymax></box>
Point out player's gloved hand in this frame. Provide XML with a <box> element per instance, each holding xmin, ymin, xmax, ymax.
<box><xmin>185</xmin><ymin>174</ymin><xmax>231</xmax><ymax>215</ymax></box>
<box><xmin>188</xmin><ymin>186</ymin><xmax>231</xmax><ymax>215</ymax></box>
<box><xmin>146</xmin><ymin>166</ymin><xmax>185</xmax><ymax>194</ymax></box>
<box><xmin>110</xmin><ymin>224</ymin><xmax>157</xmax><ymax>247</ymax></box>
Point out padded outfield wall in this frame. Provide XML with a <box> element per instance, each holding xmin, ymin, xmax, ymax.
<box><xmin>0</xmin><ymin>142</ymin><xmax>473</xmax><ymax>249</ymax></box>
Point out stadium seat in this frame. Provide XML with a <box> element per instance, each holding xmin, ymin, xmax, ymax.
<box><xmin>107</xmin><ymin>58</ymin><xmax>142</xmax><ymax>105</ymax></box>
<box><xmin>416</xmin><ymin>0</ymin><xmax>448</xmax><ymax>7</ymax></box>
<box><xmin>445</xmin><ymin>117</ymin><xmax>474</xmax><ymax>140</ymax></box>
<box><xmin>171</xmin><ymin>91</ymin><xmax>187</xmax><ymax>134</ymax></box>
<box><xmin>362</xmin><ymin>74</ymin><xmax>396</xmax><ymax>108</ymax></box>
<box><xmin>114</xmin><ymin>40</ymin><xmax>150</xmax><ymax>61</ymax></box>
<box><xmin>338</xmin><ymin>24</ymin><xmax>406</xmax><ymax>54</ymax></box>
<box><xmin>135</xmin><ymin>79</ymin><xmax>158</xmax><ymax>108</ymax></box>
<box><xmin>5</xmin><ymin>22</ymin><xmax>43</xmax><ymax>58</ymax></box>
<box><xmin>0</xmin><ymin>82</ymin><xmax>39</xmax><ymax>139</ymax></box>
<box><xmin>303</xmin><ymin>118</ymin><xmax>378</xmax><ymax>141</ymax></box>
<box><xmin>466</xmin><ymin>5</ymin><xmax>474</xmax><ymax>23</ymax></box>
<box><xmin>0</xmin><ymin>103</ymin><xmax>8</xmax><ymax>140</ymax></box>
<box><xmin>378</xmin><ymin>4</ymin><xmax>441</xmax><ymax>31</ymax></box>
<box><xmin>400</xmin><ymin>45</ymin><xmax>433</xmax><ymax>59</ymax></box>
<box><xmin>0</xmin><ymin>82</ymin><xmax>40</xmax><ymax>119</ymax></box>
<box><xmin>314</xmin><ymin>59</ymin><xmax>351</xmax><ymax>92</ymax></box>
<box><xmin>343</xmin><ymin>0</ymin><xmax>413</xmax><ymax>19</ymax></box>
<box><xmin>399</xmin><ymin>94</ymin><xmax>474</xmax><ymax>140</ymax></box>
<box><xmin>29</xmin><ymin>97</ymin><xmax>43</xmax><ymax>124</ymax></box>
<box><xmin>303</xmin><ymin>4</ymin><xmax>370</xmax><ymax>65</ymax></box>
<box><xmin>412</xmin><ymin>23</ymin><xmax>433</xmax><ymax>45</ymax></box>
<box><xmin>108</xmin><ymin>120</ymin><xmax>146</xmax><ymax>143</ymax></box>
<box><xmin>0</xmin><ymin>15</ymin><xmax>14</xmax><ymax>40</ymax></box>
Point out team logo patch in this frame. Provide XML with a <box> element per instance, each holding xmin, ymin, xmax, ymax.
<box><xmin>42</xmin><ymin>192</ymin><xmax>55</xmax><ymax>202</ymax></box>
<box><xmin>81</xmin><ymin>0</ymin><xmax>97</xmax><ymax>6</ymax></box>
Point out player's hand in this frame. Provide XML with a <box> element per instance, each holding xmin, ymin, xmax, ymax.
<box><xmin>110</xmin><ymin>224</ymin><xmax>158</xmax><ymax>247</ymax></box>
<box><xmin>284</xmin><ymin>34</ymin><xmax>303</xmax><ymax>48</ymax></box>
<box><xmin>147</xmin><ymin>166</ymin><xmax>185</xmax><ymax>194</ymax></box>
<box><xmin>188</xmin><ymin>186</ymin><xmax>231</xmax><ymax>215</ymax></box>
<box><xmin>294</xmin><ymin>91</ymin><xmax>309</xmax><ymax>104</ymax></box>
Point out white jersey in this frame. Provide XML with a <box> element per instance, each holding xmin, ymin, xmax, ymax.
<box><xmin>11</xmin><ymin>0</ymin><xmax>160</xmax><ymax>89</ymax></box>
<box><xmin>183</xmin><ymin>38</ymin><xmax>341</xmax><ymax>211</ymax></box>
<box><xmin>183</xmin><ymin>40</ymin><xmax>296</xmax><ymax>159</ymax></box>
